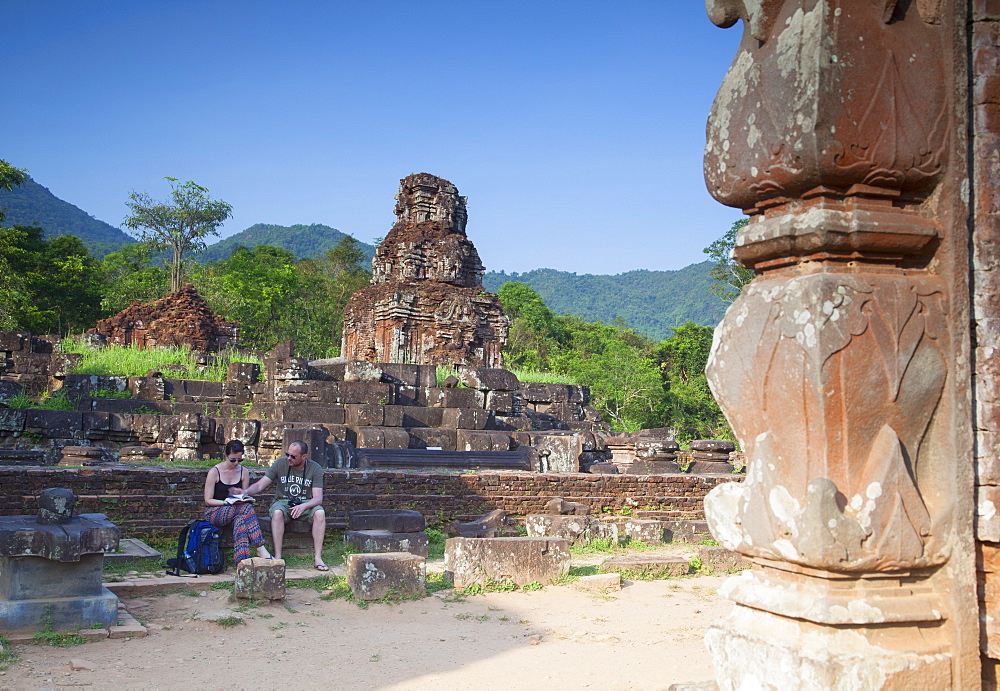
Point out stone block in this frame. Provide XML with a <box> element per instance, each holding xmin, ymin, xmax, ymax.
<box><xmin>277</xmin><ymin>402</ymin><xmax>346</xmax><ymax>425</ymax></box>
<box><xmin>345</xmin><ymin>404</ymin><xmax>384</xmax><ymax>427</ymax></box>
<box><xmin>586</xmin><ymin>462</ymin><xmax>620</xmax><ymax>474</ymax></box>
<box><xmin>444</xmin><ymin>537</ymin><xmax>570</xmax><ymax>588</ymax></box>
<box><xmin>689</xmin><ymin>439</ymin><xmax>737</xmax><ymax>453</ymax></box>
<box><xmin>424</xmin><ymin>388</ymin><xmax>485</xmax><ymax>409</ymax></box>
<box><xmin>407</xmin><ymin>427</ymin><xmax>457</xmax><ymax>450</ymax></box>
<box><xmin>234</xmin><ymin>557</ymin><xmax>285</xmax><ymax>600</ymax></box>
<box><xmin>0</xmin><ymin>589</ymin><xmax>119</xmax><ymax>635</ymax></box>
<box><xmin>24</xmin><ymin>409</ymin><xmax>83</xmax><ymax>437</ymax></box>
<box><xmin>456</xmin><ymin>430</ymin><xmax>512</xmax><ymax>451</ymax></box>
<box><xmin>442</xmin><ymin>407</ymin><xmax>490</xmax><ymax>430</ymax></box>
<box><xmin>625</xmin><ymin>519</ymin><xmax>668</xmax><ymax>545</ymax></box>
<box><xmin>334</xmin><ymin>381</ymin><xmax>394</xmax><ymax>405</ymax></box>
<box><xmin>449</xmin><ymin>509</ymin><xmax>507</xmax><ymax>538</ymax></box>
<box><xmin>484</xmin><ymin>391</ymin><xmax>519</xmax><ymax>414</ymax></box>
<box><xmin>525</xmin><ymin>515</ymin><xmax>618</xmax><ymax>546</ymax></box>
<box><xmin>213</xmin><ymin>418</ymin><xmax>260</xmax><ymax>446</ymax></box>
<box><xmin>401</xmin><ymin>407</ymin><xmax>443</xmax><ymax>428</ymax></box>
<box><xmin>350</xmin><ymin>427</ymin><xmax>410</xmax><ymax>449</ymax></box>
<box><xmin>307</xmin><ymin>357</ymin><xmax>346</xmax><ymax>380</ymax></box>
<box><xmin>344</xmin><ymin>360</ymin><xmax>383</xmax><ymax>382</ymax></box>
<box><xmin>663</xmin><ymin>520</ymin><xmax>712</xmax><ymax>544</ymax></box>
<box><xmin>227</xmin><ymin>361</ymin><xmax>261</xmax><ymax>384</ymax></box>
<box><xmin>698</xmin><ymin>546</ymin><xmax>752</xmax><ymax>573</ymax></box>
<box><xmin>457</xmin><ymin>367</ymin><xmax>520</xmax><ymax>391</ymax></box>
<box><xmin>573</xmin><ymin>573</ymin><xmax>622</xmax><ymax>593</ymax></box>
<box><xmin>381</xmin><ymin>363</ymin><xmax>436</xmax><ymax>388</ymax></box>
<box><xmin>543</xmin><ymin>498</ymin><xmax>590</xmax><ymax>515</ymax></box>
<box><xmin>344</xmin><ymin>530</ymin><xmax>429</xmax><ymax>558</ymax></box>
<box><xmin>346</xmin><ymin>552</ymin><xmax>426</xmax><ymax>601</ymax></box>
<box><xmin>0</xmin><ymin>409</ymin><xmax>26</xmax><ymax>432</ymax></box>
<box><xmin>599</xmin><ymin>554</ymin><xmax>690</xmax><ymax>578</ymax></box>
<box><xmin>525</xmin><ymin>432</ymin><xmax>584</xmax><ymax>473</ymax></box>
<box><xmin>0</xmin><ymin>331</ymin><xmax>29</xmax><ymax>352</ymax></box>
<box><xmin>348</xmin><ymin>509</ymin><xmax>426</xmax><ymax>532</ymax></box>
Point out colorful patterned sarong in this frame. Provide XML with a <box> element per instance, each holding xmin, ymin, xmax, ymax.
<box><xmin>204</xmin><ymin>503</ymin><xmax>265</xmax><ymax>563</ymax></box>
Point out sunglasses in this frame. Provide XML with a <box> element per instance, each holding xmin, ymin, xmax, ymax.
<box><xmin>287</xmin><ymin>453</ymin><xmax>300</xmax><ymax>459</ymax></box>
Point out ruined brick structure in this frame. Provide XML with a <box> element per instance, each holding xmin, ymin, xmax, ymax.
<box><xmin>92</xmin><ymin>284</ymin><xmax>239</xmax><ymax>352</ymax></box>
<box><xmin>700</xmin><ymin>1</ymin><xmax>987</xmax><ymax>687</ymax></box>
<box><xmin>341</xmin><ymin>174</ymin><xmax>509</xmax><ymax>367</ymax></box>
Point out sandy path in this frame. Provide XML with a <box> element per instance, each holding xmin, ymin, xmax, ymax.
<box><xmin>1</xmin><ymin>573</ymin><xmax>729</xmax><ymax>689</ymax></box>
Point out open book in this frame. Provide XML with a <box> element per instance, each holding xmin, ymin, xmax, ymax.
<box><xmin>224</xmin><ymin>494</ymin><xmax>255</xmax><ymax>505</ymax></box>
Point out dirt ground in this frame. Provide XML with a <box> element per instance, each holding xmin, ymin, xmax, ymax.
<box><xmin>0</xmin><ymin>556</ymin><xmax>731</xmax><ymax>690</ymax></box>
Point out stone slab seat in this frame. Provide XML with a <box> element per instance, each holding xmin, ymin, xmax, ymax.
<box><xmin>444</xmin><ymin>537</ymin><xmax>570</xmax><ymax>588</ymax></box>
<box><xmin>355</xmin><ymin>448</ymin><xmax>531</xmax><ymax>470</ymax></box>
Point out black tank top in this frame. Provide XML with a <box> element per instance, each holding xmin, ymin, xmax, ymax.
<box><xmin>213</xmin><ymin>467</ymin><xmax>244</xmax><ymax>501</ymax></box>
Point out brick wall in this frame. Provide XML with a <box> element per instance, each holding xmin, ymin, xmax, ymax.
<box><xmin>0</xmin><ymin>466</ymin><xmax>740</xmax><ymax>538</ymax></box>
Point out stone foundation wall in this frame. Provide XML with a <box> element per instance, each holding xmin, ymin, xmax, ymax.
<box><xmin>0</xmin><ymin>467</ymin><xmax>738</xmax><ymax>538</ymax></box>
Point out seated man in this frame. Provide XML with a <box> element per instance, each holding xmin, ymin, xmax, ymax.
<box><xmin>242</xmin><ymin>440</ymin><xmax>328</xmax><ymax>570</ymax></box>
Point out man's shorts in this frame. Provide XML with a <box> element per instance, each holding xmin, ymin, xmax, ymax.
<box><xmin>269</xmin><ymin>500</ymin><xmax>321</xmax><ymax>521</ymax></box>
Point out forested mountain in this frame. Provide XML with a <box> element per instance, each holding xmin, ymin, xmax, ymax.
<box><xmin>196</xmin><ymin>223</ymin><xmax>376</xmax><ymax>263</ymax></box>
<box><xmin>0</xmin><ymin>177</ymin><xmax>135</xmax><ymax>257</ymax></box>
<box><xmin>483</xmin><ymin>262</ymin><xmax>728</xmax><ymax>341</ymax></box>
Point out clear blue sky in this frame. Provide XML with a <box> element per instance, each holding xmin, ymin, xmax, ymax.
<box><xmin>6</xmin><ymin>1</ymin><xmax>745</xmax><ymax>275</ymax></box>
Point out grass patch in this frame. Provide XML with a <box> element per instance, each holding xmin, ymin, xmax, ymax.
<box><xmin>461</xmin><ymin>578</ymin><xmax>543</xmax><ymax>595</ymax></box>
<box><xmin>0</xmin><ymin>636</ymin><xmax>19</xmax><ymax>670</ymax></box>
<box><xmin>426</xmin><ymin>528</ymin><xmax>446</xmax><ymax>559</ymax></box>
<box><xmin>510</xmin><ymin>369</ymin><xmax>578</xmax><ymax>385</ymax></box>
<box><xmin>91</xmin><ymin>388</ymin><xmax>132</xmax><ymax>399</ymax></box>
<box><xmin>32</xmin><ymin>606</ymin><xmax>86</xmax><ymax>647</ymax></box>
<box><xmin>216</xmin><ymin>615</ymin><xmax>245</xmax><ymax>628</ymax></box>
<box><xmin>551</xmin><ymin>564</ymin><xmax>601</xmax><ymax>586</ymax></box>
<box><xmin>64</xmin><ymin>342</ymin><xmax>264</xmax><ymax>381</ymax></box>
<box><xmin>7</xmin><ymin>389</ymin><xmax>76</xmax><ymax>411</ymax></box>
<box><xmin>569</xmin><ymin>538</ymin><xmax>661</xmax><ymax>556</ymax></box>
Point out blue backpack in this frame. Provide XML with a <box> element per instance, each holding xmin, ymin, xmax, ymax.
<box><xmin>167</xmin><ymin>520</ymin><xmax>225</xmax><ymax>576</ymax></box>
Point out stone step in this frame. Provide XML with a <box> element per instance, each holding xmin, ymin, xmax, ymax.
<box><xmin>355</xmin><ymin>448</ymin><xmax>531</xmax><ymax>471</ymax></box>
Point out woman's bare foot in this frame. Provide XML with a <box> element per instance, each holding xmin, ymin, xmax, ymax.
<box><xmin>257</xmin><ymin>546</ymin><xmax>272</xmax><ymax>559</ymax></box>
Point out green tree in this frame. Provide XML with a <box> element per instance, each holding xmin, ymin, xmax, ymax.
<box><xmin>655</xmin><ymin>321</ymin><xmax>733</xmax><ymax>443</ymax></box>
<box><xmin>99</xmin><ymin>241</ymin><xmax>170</xmax><ymax>314</ymax></box>
<box><xmin>124</xmin><ymin>178</ymin><xmax>233</xmax><ymax>293</ymax></box>
<box><xmin>498</xmin><ymin>281</ymin><xmax>568</xmax><ymax>371</ymax></box>
<box><xmin>0</xmin><ymin>160</ymin><xmax>30</xmax><ymax>326</ymax></box>
<box><xmin>703</xmin><ymin>218</ymin><xmax>754</xmax><ymax>301</ymax></box>
<box><xmin>192</xmin><ymin>245</ymin><xmax>300</xmax><ymax>350</ymax></box>
<box><xmin>0</xmin><ymin>226</ymin><xmax>103</xmax><ymax>334</ymax></box>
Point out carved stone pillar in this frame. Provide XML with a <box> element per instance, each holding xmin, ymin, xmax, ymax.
<box><xmin>701</xmin><ymin>1</ymin><xmax>979</xmax><ymax>687</ymax></box>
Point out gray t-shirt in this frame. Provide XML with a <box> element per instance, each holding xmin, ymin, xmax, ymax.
<box><xmin>264</xmin><ymin>458</ymin><xmax>324</xmax><ymax>503</ymax></box>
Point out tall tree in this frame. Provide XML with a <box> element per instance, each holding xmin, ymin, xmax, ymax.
<box><xmin>99</xmin><ymin>241</ymin><xmax>170</xmax><ymax>314</ymax></box>
<box><xmin>703</xmin><ymin>218</ymin><xmax>754</xmax><ymax>301</ymax></box>
<box><xmin>0</xmin><ymin>226</ymin><xmax>103</xmax><ymax>334</ymax></box>
<box><xmin>655</xmin><ymin>321</ymin><xmax>733</xmax><ymax>443</ymax></box>
<box><xmin>124</xmin><ymin>178</ymin><xmax>232</xmax><ymax>292</ymax></box>
<box><xmin>0</xmin><ymin>161</ymin><xmax>30</xmax><ymax>327</ymax></box>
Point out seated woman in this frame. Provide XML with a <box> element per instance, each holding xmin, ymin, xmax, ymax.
<box><xmin>203</xmin><ymin>439</ymin><xmax>271</xmax><ymax>563</ymax></box>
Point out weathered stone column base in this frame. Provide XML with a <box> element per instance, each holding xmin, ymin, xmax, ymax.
<box><xmin>0</xmin><ymin>589</ymin><xmax>119</xmax><ymax>635</ymax></box>
<box><xmin>705</xmin><ymin>605</ymin><xmax>952</xmax><ymax>691</ymax></box>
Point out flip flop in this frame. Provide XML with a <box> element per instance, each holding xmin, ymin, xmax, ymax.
<box><xmin>315</xmin><ymin>562</ymin><xmax>329</xmax><ymax>571</ymax></box>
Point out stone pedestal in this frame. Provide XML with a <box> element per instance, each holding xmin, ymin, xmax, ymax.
<box><xmin>234</xmin><ymin>557</ymin><xmax>285</xmax><ymax>600</ymax></box>
<box><xmin>0</xmin><ymin>495</ymin><xmax>120</xmax><ymax>635</ymax></box>
<box><xmin>346</xmin><ymin>552</ymin><xmax>425</xmax><ymax>601</ymax></box>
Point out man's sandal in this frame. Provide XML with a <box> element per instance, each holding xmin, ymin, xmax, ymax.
<box><xmin>315</xmin><ymin>562</ymin><xmax>329</xmax><ymax>571</ymax></box>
